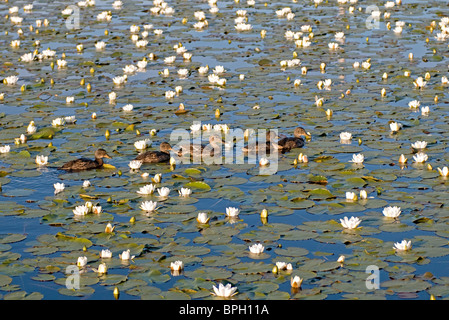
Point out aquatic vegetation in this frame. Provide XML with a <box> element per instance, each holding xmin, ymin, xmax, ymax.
<box><xmin>0</xmin><ymin>0</ymin><xmax>449</xmax><ymax>302</ymax></box>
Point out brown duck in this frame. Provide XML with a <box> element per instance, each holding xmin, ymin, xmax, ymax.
<box><xmin>277</xmin><ymin>127</ymin><xmax>310</xmax><ymax>152</ymax></box>
<box><xmin>59</xmin><ymin>149</ymin><xmax>112</xmax><ymax>171</ymax></box>
<box><xmin>134</xmin><ymin>142</ymin><xmax>172</xmax><ymax>163</ymax></box>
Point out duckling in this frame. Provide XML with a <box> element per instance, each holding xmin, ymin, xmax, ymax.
<box><xmin>278</xmin><ymin>127</ymin><xmax>310</xmax><ymax>152</ymax></box>
<box><xmin>134</xmin><ymin>142</ymin><xmax>172</xmax><ymax>163</ymax></box>
<box><xmin>59</xmin><ymin>149</ymin><xmax>112</xmax><ymax>171</ymax></box>
<box><xmin>242</xmin><ymin>130</ymin><xmax>280</xmax><ymax>154</ymax></box>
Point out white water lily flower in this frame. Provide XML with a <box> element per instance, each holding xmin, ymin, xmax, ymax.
<box><xmin>178</xmin><ymin>188</ymin><xmax>191</xmax><ymax>197</ymax></box>
<box><xmin>27</xmin><ymin>121</ymin><xmax>36</xmax><ymax>134</ymax></box>
<box><xmin>212</xmin><ymin>283</ymin><xmax>237</xmax><ymax>298</ymax></box>
<box><xmin>328</xmin><ymin>42</ymin><xmax>339</xmax><ymax>49</ymax></box>
<box><xmin>140</xmin><ymin>200</ymin><xmax>157</xmax><ymax>212</ymax></box>
<box><xmin>129</xmin><ymin>160</ymin><xmax>142</xmax><ymax>170</ymax></box>
<box><xmin>164</xmin><ymin>56</ymin><xmax>176</xmax><ymax>64</ymax></box>
<box><xmin>83</xmin><ymin>180</ymin><xmax>91</xmax><ymax>188</ymax></box>
<box><xmin>413</xmin><ymin>76</ymin><xmax>426</xmax><ymax>89</ymax></box>
<box><xmin>123</xmin><ymin>65</ymin><xmax>137</xmax><ymax>74</ymax></box>
<box><xmin>134</xmin><ymin>139</ymin><xmax>151</xmax><ymax>150</ymax></box>
<box><xmin>198</xmin><ymin>65</ymin><xmax>209</xmax><ymax>74</ymax></box>
<box><xmin>64</xmin><ymin>116</ymin><xmax>76</xmax><ymax>124</ymax></box>
<box><xmin>170</xmin><ymin>260</ymin><xmax>184</xmax><ymax>271</ymax></box>
<box><xmin>249</xmin><ymin>243</ymin><xmax>265</xmax><ymax>254</ymax></box>
<box><xmin>113</xmin><ymin>75</ymin><xmax>127</xmax><ymax>85</ymax></box>
<box><xmin>411</xmin><ymin>141</ymin><xmax>427</xmax><ymax>150</ymax></box>
<box><xmin>135</xmin><ymin>40</ymin><xmax>148</xmax><ymax>48</ymax></box>
<box><xmin>3</xmin><ymin>75</ymin><xmax>19</xmax><ymax>85</ymax></box>
<box><xmin>339</xmin><ymin>132</ymin><xmax>352</xmax><ymax>142</ymax></box>
<box><xmin>92</xmin><ymin>205</ymin><xmax>102</xmax><ymax>214</ymax></box>
<box><xmin>157</xmin><ymin>187</ymin><xmax>170</xmax><ymax>197</ymax></box>
<box><xmin>56</xmin><ymin>59</ymin><xmax>67</xmax><ymax>68</ymax></box>
<box><xmin>389</xmin><ymin>122</ymin><xmax>402</xmax><ymax>132</ymax></box>
<box><xmin>109</xmin><ymin>92</ymin><xmax>116</xmax><ymax>103</ymax></box>
<box><xmin>359</xmin><ymin>190</ymin><xmax>368</xmax><ymax>200</ymax></box>
<box><xmin>213</xmin><ymin>65</ymin><xmax>226</xmax><ymax>74</ymax></box>
<box><xmin>383</xmin><ymin>206</ymin><xmax>401</xmax><ymax>218</ymax></box>
<box><xmin>137</xmin><ymin>60</ymin><xmax>147</xmax><ymax>70</ymax></box>
<box><xmin>259</xmin><ymin>157</ymin><xmax>269</xmax><ymax>166</ymax></box>
<box><xmin>35</xmin><ymin>155</ymin><xmax>48</xmax><ymax>166</ymax></box>
<box><xmin>394</xmin><ymin>240</ymin><xmax>412</xmax><ymax>251</ymax></box>
<box><xmin>208</xmin><ymin>74</ymin><xmax>220</xmax><ymax>84</ymax></box>
<box><xmin>152</xmin><ymin>173</ymin><xmax>162</xmax><ymax>183</ymax></box>
<box><xmin>183</xmin><ymin>52</ymin><xmax>192</xmax><ymax>60</ymax></box>
<box><xmin>21</xmin><ymin>52</ymin><xmax>35</xmax><ymax>62</ymax></box>
<box><xmin>346</xmin><ymin>192</ymin><xmax>358</xmax><ymax>201</ymax></box>
<box><xmin>291</xmin><ymin>276</ymin><xmax>303</xmax><ymax>288</ymax></box>
<box><xmin>438</xmin><ymin>167</ymin><xmax>449</xmax><ymax>177</ymax></box>
<box><xmin>226</xmin><ymin>207</ymin><xmax>240</xmax><ymax>217</ymax></box>
<box><xmin>100</xmin><ymin>249</ymin><xmax>112</xmax><ymax>258</ymax></box>
<box><xmin>97</xmin><ymin>263</ymin><xmax>107</xmax><ymax>274</ymax></box>
<box><xmin>421</xmin><ymin>106</ymin><xmax>430</xmax><ymax>115</ymax></box>
<box><xmin>77</xmin><ymin>256</ymin><xmax>88</xmax><ymax>267</ymax></box>
<box><xmin>54</xmin><ymin>183</ymin><xmax>65</xmax><ymax>194</ymax></box>
<box><xmin>52</xmin><ymin>117</ymin><xmax>65</xmax><ymax>127</ymax></box>
<box><xmin>337</xmin><ymin>255</ymin><xmax>345</xmax><ymax>263</ymax></box>
<box><xmin>408</xmin><ymin>100</ymin><xmax>420</xmax><ymax>109</ymax></box>
<box><xmin>340</xmin><ymin>216</ymin><xmax>361</xmax><ymax>229</ymax></box>
<box><xmin>122</xmin><ymin>104</ymin><xmax>134</xmax><ymax>112</ymax></box>
<box><xmin>197</xmin><ymin>212</ymin><xmax>210</xmax><ymax>224</ymax></box>
<box><xmin>119</xmin><ymin>249</ymin><xmax>135</xmax><ymax>260</ymax></box>
<box><xmin>177</xmin><ymin>68</ymin><xmax>189</xmax><ymax>77</ymax></box>
<box><xmin>137</xmin><ymin>184</ymin><xmax>156</xmax><ymax>195</ymax></box>
<box><xmin>413</xmin><ymin>152</ymin><xmax>428</xmax><ymax>163</ymax></box>
<box><xmin>350</xmin><ymin>153</ymin><xmax>364</xmax><ymax>164</ymax></box>
<box><xmin>0</xmin><ymin>145</ymin><xmax>10</xmax><ymax>154</ymax></box>
<box><xmin>73</xmin><ymin>205</ymin><xmax>89</xmax><ymax>216</ymax></box>
<box><xmin>95</xmin><ymin>41</ymin><xmax>106</xmax><ymax>50</ymax></box>
<box><xmin>165</xmin><ymin>90</ymin><xmax>176</xmax><ymax>99</ymax></box>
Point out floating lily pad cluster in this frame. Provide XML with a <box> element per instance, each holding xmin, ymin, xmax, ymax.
<box><xmin>0</xmin><ymin>0</ymin><xmax>448</xmax><ymax>300</ymax></box>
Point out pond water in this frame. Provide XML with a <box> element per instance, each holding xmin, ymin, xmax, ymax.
<box><xmin>0</xmin><ymin>0</ymin><xmax>449</xmax><ymax>300</ymax></box>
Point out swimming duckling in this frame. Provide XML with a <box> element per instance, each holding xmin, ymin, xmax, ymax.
<box><xmin>242</xmin><ymin>130</ymin><xmax>280</xmax><ymax>154</ymax></box>
<box><xmin>278</xmin><ymin>127</ymin><xmax>310</xmax><ymax>152</ymax></box>
<box><xmin>59</xmin><ymin>149</ymin><xmax>112</xmax><ymax>171</ymax></box>
<box><xmin>134</xmin><ymin>142</ymin><xmax>172</xmax><ymax>163</ymax></box>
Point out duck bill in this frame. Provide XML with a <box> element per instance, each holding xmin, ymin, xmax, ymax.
<box><xmin>104</xmin><ymin>154</ymin><xmax>112</xmax><ymax>159</ymax></box>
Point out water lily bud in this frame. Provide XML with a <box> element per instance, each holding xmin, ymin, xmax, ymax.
<box><xmin>430</xmin><ymin>294</ymin><xmax>436</xmax><ymax>300</ymax></box>
<box><xmin>90</xmin><ymin>67</ymin><xmax>95</xmax><ymax>74</ymax></box>
<box><xmin>80</xmin><ymin>78</ymin><xmax>85</xmax><ymax>86</ymax></box>
<box><xmin>381</xmin><ymin>88</ymin><xmax>386</xmax><ymax>97</ymax></box>
<box><xmin>260</xmin><ymin>209</ymin><xmax>268</xmax><ymax>218</ymax></box>
<box><xmin>104</xmin><ymin>29</ymin><xmax>109</xmax><ymax>35</ymax></box>
<box><xmin>408</xmin><ymin>53</ymin><xmax>413</xmax><ymax>60</ymax></box>
<box><xmin>215</xmin><ymin>108</ymin><xmax>221</xmax><ymax>118</ymax></box>
<box><xmin>83</xmin><ymin>246</ymin><xmax>87</xmax><ymax>252</ymax></box>
<box><xmin>337</xmin><ymin>255</ymin><xmax>345</xmax><ymax>264</ymax></box>
<box><xmin>50</xmin><ymin>78</ymin><xmax>55</xmax><ymax>85</ymax></box>
<box><xmin>86</xmin><ymin>83</ymin><xmax>92</xmax><ymax>92</ymax></box>
<box><xmin>105</xmin><ymin>130</ymin><xmax>110</xmax><ymax>139</ymax></box>
<box><xmin>129</xmin><ymin>216</ymin><xmax>136</xmax><ymax>223</ymax></box>
<box><xmin>272</xmin><ymin>265</ymin><xmax>278</xmax><ymax>274</ymax></box>
<box><xmin>91</xmin><ymin>112</ymin><xmax>97</xmax><ymax>119</ymax></box>
<box><xmin>358</xmin><ymin>138</ymin><xmax>362</xmax><ymax>145</ymax></box>
<box><xmin>113</xmin><ymin>287</ymin><xmax>119</xmax><ymax>299</ymax></box>
<box><xmin>425</xmin><ymin>72</ymin><xmax>431</xmax><ymax>80</ymax></box>
<box><xmin>20</xmin><ymin>84</ymin><xmax>26</xmax><ymax>92</ymax></box>
<box><xmin>434</xmin><ymin>95</ymin><xmax>438</xmax><ymax>103</ymax></box>
<box><xmin>382</xmin><ymin>72</ymin><xmax>388</xmax><ymax>80</ymax></box>
<box><xmin>427</xmin><ymin>164</ymin><xmax>432</xmax><ymax>170</ymax></box>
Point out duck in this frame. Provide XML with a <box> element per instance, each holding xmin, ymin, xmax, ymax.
<box><xmin>59</xmin><ymin>149</ymin><xmax>112</xmax><ymax>171</ymax></box>
<box><xmin>176</xmin><ymin>134</ymin><xmax>223</xmax><ymax>159</ymax></box>
<box><xmin>134</xmin><ymin>142</ymin><xmax>172</xmax><ymax>163</ymax></box>
<box><xmin>242</xmin><ymin>130</ymin><xmax>280</xmax><ymax>154</ymax></box>
<box><xmin>277</xmin><ymin>127</ymin><xmax>310</xmax><ymax>152</ymax></box>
